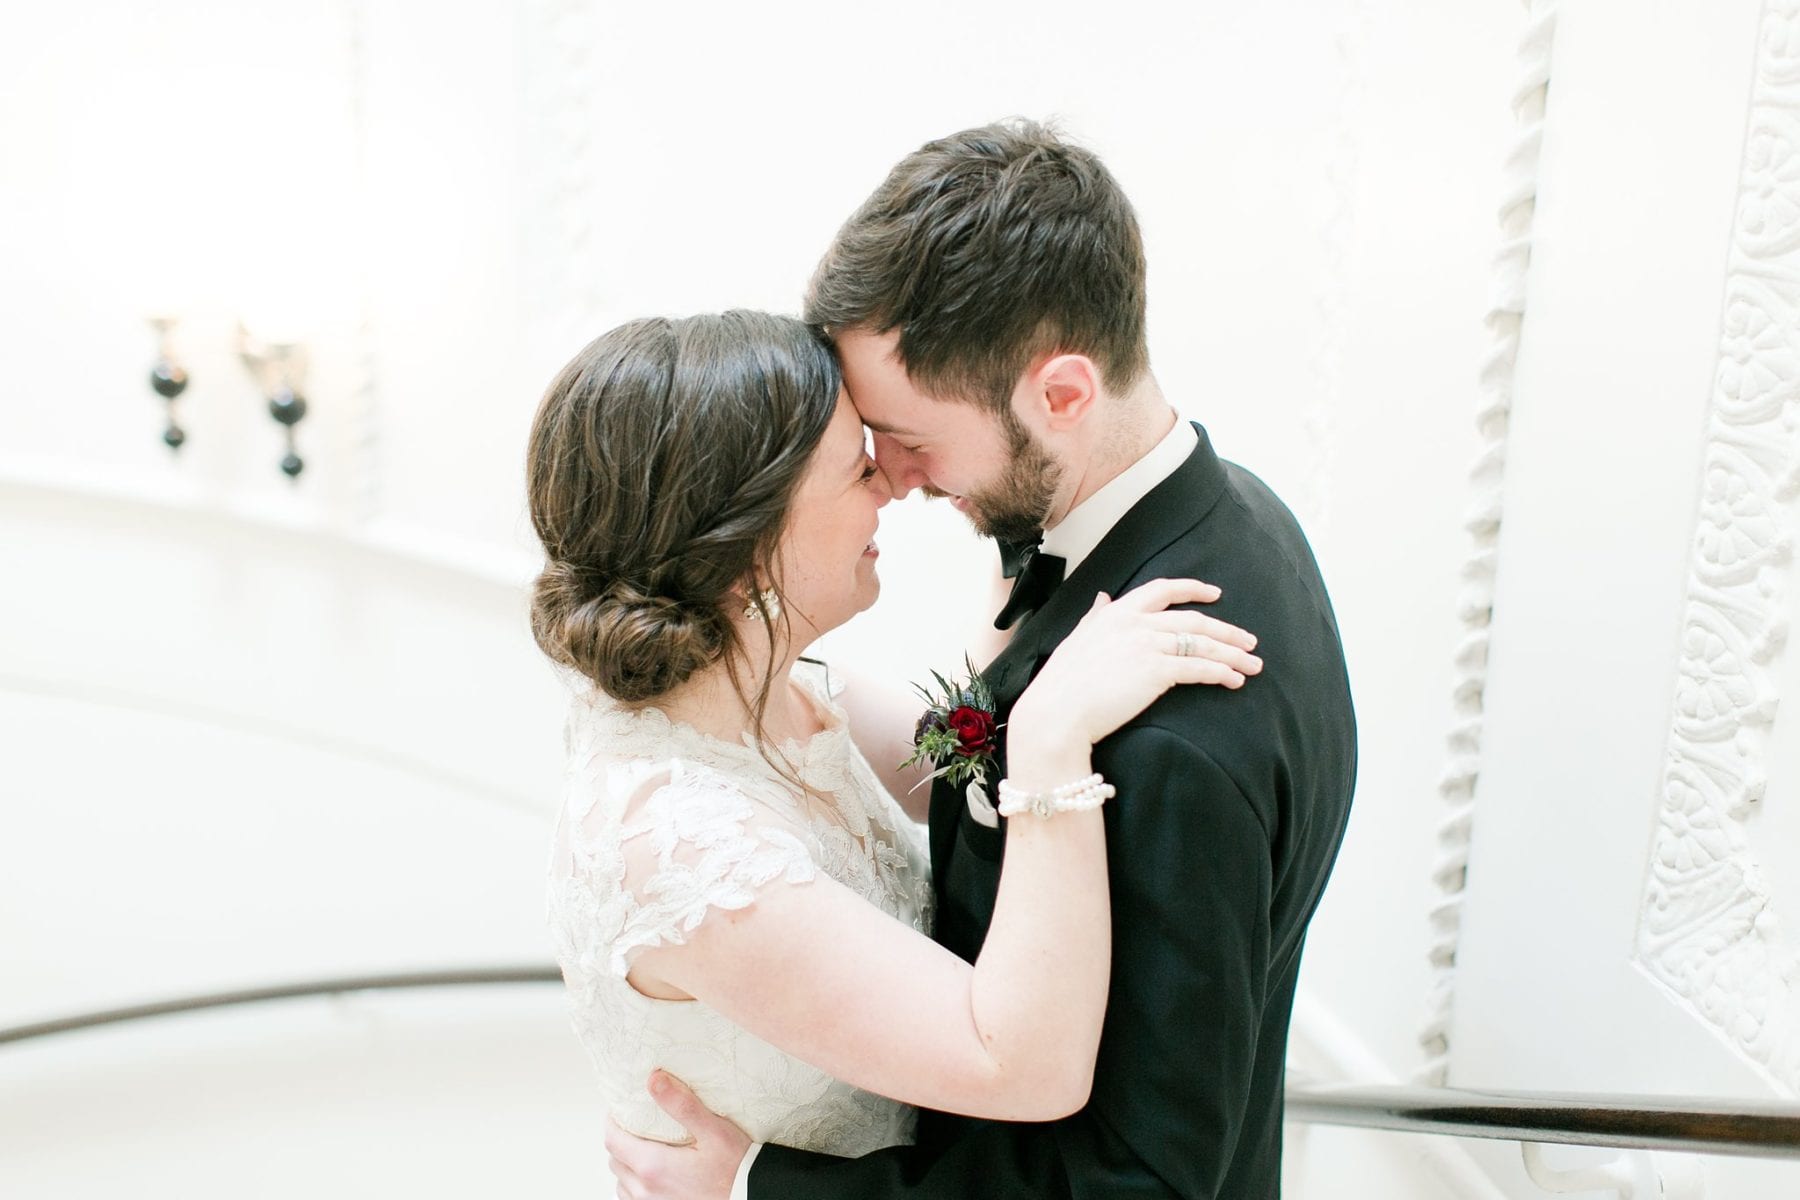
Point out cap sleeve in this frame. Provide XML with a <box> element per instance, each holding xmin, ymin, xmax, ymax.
<box><xmin>596</xmin><ymin>761</ymin><xmax>818</xmax><ymax>977</ymax></box>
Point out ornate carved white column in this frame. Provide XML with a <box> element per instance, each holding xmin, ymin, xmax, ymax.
<box><xmin>1634</xmin><ymin>0</ymin><xmax>1800</xmax><ymax>1096</ymax></box>
<box><xmin>1419</xmin><ymin>0</ymin><xmax>1558</xmax><ymax>1087</ymax></box>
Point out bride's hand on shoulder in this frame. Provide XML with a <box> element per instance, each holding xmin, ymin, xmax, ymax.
<box><xmin>1011</xmin><ymin>579</ymin><xmax>1261</xmax><ymax>753</ymax></box>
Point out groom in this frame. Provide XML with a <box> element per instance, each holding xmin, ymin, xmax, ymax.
<box><xmin>613</xmin><ymin>120</ymin><xmax>1357</xmax><ymax>1200</ymax></box>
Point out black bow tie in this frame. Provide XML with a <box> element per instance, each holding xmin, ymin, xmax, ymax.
<box><xmin>997</xmin><ymin>535</ymin><xmax>1039</xmax><ymax>580</ymax></box>
<box><xmin>994</xmin><ymin>542</ymin><xmax>1066</xmax><ymax>630</ymax></box>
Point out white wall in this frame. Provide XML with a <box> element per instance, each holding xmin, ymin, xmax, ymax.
<box><xmin>0</xmin><ymin>2</ymin><xmax>1566</xmax><ymax>1196</ymax></box>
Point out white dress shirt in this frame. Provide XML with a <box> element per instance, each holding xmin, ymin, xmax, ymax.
<box><xmin>1039</xmin><ymin>412</ymin><xmax>1198</xmax><ymax>575</ymax></box>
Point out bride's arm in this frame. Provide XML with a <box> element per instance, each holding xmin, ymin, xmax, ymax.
<box><xmin>632</xmin><ymin>579</ymin><xmax>1260</xmax><ymax>1121</ymax></box>
<box><xmin>832</xmin><ymin>564</ymin><xmax>1248</xmax><ymax>823</ymax></box>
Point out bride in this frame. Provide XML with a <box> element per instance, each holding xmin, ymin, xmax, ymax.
<box><xmin>528</xmin><ymin>310</ymin><xmax>1260</xmax><ymax>1190</ymax></box>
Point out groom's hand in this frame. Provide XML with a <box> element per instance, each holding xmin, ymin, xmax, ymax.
<box><xmin>605</xmin><ymin>1070</ymin><xmax>750</xmax><ymax>1200</ymax></box>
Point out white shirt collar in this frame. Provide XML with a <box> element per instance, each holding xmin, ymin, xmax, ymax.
<box><xmin>1039</xmin><ymin>414</ymin><xmax>1198</xmax><ymax>576</ymax></box>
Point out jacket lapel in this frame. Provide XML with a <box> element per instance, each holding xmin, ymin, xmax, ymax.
<box><xmin>927</xmin><ymin>424</ymin><xmax>1232</xmax><ymax>886</ymax></box>
<box><xmin>992</xmin><ymin>423</ymin><xmax>1230</xmax><ymax>703</ymax></box>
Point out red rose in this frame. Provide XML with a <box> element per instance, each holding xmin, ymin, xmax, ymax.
<box><xmin>948</xmin><ymin>705</ymin><xmax>996</xmax><ymax>757</ymax></box>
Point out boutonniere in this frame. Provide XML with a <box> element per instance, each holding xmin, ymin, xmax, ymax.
<box><xmin>901</xmin><ymin>656</ymin><xmax>1002</xmax><ymax>791</ymax></box>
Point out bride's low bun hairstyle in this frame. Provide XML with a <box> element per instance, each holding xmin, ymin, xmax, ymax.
<box><xmin>526</xmin><ymin>311</ymin><xmax>840</xmax><ymax>705</ymax></box>
<box><xmin>530</xmin><ymin>567</ymin><xmax>728</xmax><ymax>703</ymax></box>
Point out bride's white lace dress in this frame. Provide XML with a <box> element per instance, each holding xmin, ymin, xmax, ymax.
<box><xmin>546</xmin><ymin>663</ymin><xmax>934</xmax><ymax>1155</ymax></box>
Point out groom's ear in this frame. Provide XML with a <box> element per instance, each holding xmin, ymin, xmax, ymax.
<box><xmin>1033</xmin><ymin>354</ymin><xmax>1102</xmax><ymax>432</ymax></box>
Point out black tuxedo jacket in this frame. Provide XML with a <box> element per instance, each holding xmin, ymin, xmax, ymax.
<box><xmin>753</xmin><ymin>425</ymin><xmax>1357</xmax><ymax>1199</ymax></box>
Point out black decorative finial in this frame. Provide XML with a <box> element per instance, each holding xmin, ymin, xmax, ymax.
<box><xmin>239</xmin><ymin>325</ymin><xmax>311</xmax><ymax>483</ymax></box>
<box><xmin>270</xmin><ymin>386</ymin><xmax>307</xmax><ymax>478</ymax></box>
<box><xmin>148</xmin><ymin>317</ymin><xmax>189</xmax><ymax>452</ymax></box>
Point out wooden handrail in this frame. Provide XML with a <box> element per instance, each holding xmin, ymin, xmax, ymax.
<box><xmin>1285</xmin><ymin>1081</ymin><xmax>1800</xmax><ymax>1159</ymax></box>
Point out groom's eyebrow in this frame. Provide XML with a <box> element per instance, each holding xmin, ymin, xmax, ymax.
<box><xmin>861</xmin><ymin>418</ymin><xmax>920</xmax><ymax>438</ymax></box>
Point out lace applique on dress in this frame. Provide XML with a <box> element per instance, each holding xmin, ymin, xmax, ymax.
<box><xmin>545</xmin><ymin>663</ymin><xmax>933</xmax><ymax>1155</ymax></box>
<box><xmin>605</xmin><ymin>762</ymin><xmax>817</xmax><ymax>975</ymax></box>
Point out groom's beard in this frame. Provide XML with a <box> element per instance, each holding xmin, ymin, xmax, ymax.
<box><xmin>946</xmin><ymin>412</ymin><xmax>1063</xmax><ymax>544</ymax></box>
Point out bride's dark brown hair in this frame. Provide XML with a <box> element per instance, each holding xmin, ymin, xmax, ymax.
<box><xmin>526</xmin><ymin>311</ymin><xmax>840</xmax><ymax>731</ymax></box>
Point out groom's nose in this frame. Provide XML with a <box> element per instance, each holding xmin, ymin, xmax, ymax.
<box><xmin>869</xmin><ymin>461</ymin><xmax>895</xmax><ymax>506</ymax></box>
<box><xmin>871</xmin><ymin>433</ymin><xmax>926</xmax><ymax>498</ymax></box>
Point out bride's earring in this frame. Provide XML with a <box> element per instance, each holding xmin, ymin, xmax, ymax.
<box><xmin>743</xmin><ymin>587</ymin><xmax>781</xmax><ymax>621</ymax></box>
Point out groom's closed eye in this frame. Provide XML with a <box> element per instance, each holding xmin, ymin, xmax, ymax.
<box><xmin>864</xmin><ymin>421</ymin><xmax>924</xmax><ymax>450</ymax></box>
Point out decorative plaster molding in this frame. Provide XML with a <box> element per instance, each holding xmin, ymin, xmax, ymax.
<box><xmin>1634</xmin><ymin>0</ymin><xmax>1800</xmax><ymax>1095</ymax></box>
<box><xmin>1418</xmin><ymin>0</ymin><xmax>1557</xmax><ymax>1087</ymax></box>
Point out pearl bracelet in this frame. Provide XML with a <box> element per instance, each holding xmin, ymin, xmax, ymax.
<box><xmin>995</xmin><ymin>772</ymin><xmax>1117</xmax><ymax>819</ymax></box>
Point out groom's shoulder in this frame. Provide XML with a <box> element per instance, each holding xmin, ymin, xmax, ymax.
<box><xmin>1215</xmin><ymin>456</ymin><xmax>1315</xmax><ymax>554</ymax></box>
<box><xmin>1112</xmin><ymin>452</ymin><xmax>1353</xmax><ymax>780</ymax></box>
<box><xmin>1144</xmin><ymin>452</ymin><xmax>1334</xmax><ymax>617</ymax></box>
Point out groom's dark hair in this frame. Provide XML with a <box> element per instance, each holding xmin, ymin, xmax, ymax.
<box><xmin>806</xmin><ymin>117</ymin><xmax>1149</xmax><ymax>411</ymax></box>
